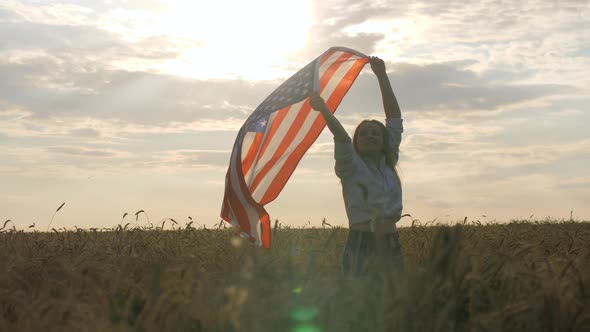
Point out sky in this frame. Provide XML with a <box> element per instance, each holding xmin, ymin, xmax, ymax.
<box><xmin>1</xmin><ymin>0</ymin><xmax>589</xmax><ymax>231</ymax></box>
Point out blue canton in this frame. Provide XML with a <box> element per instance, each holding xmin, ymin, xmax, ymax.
<box><xmin>248</xmin><ymin>115</ymin><xmax>269</xmax><ymax>133</ymax></box>
<box><xmin>245</xmin><ymin>60</ymin><xmax>316</xmax><ymax>129</ymax></box>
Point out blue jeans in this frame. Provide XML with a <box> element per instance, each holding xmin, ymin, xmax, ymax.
<box><xmin>342</xmin><ymin>230</ymin><xmax>404</xmax><ymax>275</ymax></box>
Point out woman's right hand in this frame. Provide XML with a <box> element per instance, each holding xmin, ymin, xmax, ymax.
<box><xmin>309</xmin><ymin>94</ymin><xmax>328</xmax><ymax>112</ymax></box>
<box><xmin>309</xmin><ymin>94</ymin><xmax>351</xmax><ymax>143</ymax></box>
<box><xmin>369</xmin><ymin>56</ymin><xmax>387</xmax><ymax>77</ymax></box>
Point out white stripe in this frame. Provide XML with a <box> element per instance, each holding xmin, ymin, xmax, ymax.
<box><xmin>328</xmin><ymin>46</ymin><xmax>368</xmax><ymax>58</ymax></box>
<box><xmin>251</xmin><ymin>110</ymin><xmax>317</xmax><ymax>201</ymax></box>
<box><xmin>245</xmin><ymin>105</ymin><xmax>300</xmax><ymax>188</ymax></box>
<box><xmin>241</xmin><ymin>132</ymin><xmax>255</xmax><ymax>160</ymax></box>
<box><xmin>240</xmin><ymin>131</ymin><xmax>256</xmax><ymax>181</ymax></box>
<box><xmin>255</xmin><ymin>222</ymin><xmax>262</xmax><ymax>247</ymax></box>
<box><xmin>313</xmin><ymin>57</ymin><xmax>320</xmax><ymax>92</ymax></box>
<box><xmin>251</xmin><ymin>53</ymin><xmax>360</xmax><ymax>201</ymax></box>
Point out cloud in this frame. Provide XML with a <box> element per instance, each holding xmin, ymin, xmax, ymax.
<box><xmin>1</xmin><ymin>1</ymin><xmax>96</xmax><ymax>26</ymax></box>
<box><xmin>1</xmin><ymin>0</ymin><xmax>589</xmax><ymax>226</ymax></box>
<box><xmin>403</xmin><ymin>136</ymin><xmax>590</xmax><ymax>183</ymax></box>
<box><xmin>0</xmin><ymin>143</ymin><xmax>233</xmax><ymax>178</ymax></box>
<box><xmin>1</xmin><ymin>2</ymin><xmax>282</xmax><ymax>123</ymax></box>
<box><xmin>68</xmin><ymin>128</ymin><xmax>101</xmax><ymax>138</ymax></box>
<box><xmin>306</xmin><ymin>141</ymin><xmax>334</xmax><ymax>156</ymax></box>
<box><xmin>339</xmin><ymin>61</ymin><xmax>571</xmax><ymax>118</ymax></box>
<box><xmin>1</xmin><ymin>0</ymin><xmax>582</xmax><ymax>129</ymax></box>
<box><xmin>47</xmin><ymin>146</ymin><xmax>119</xmax><ymax>157</ymax></box>
<box><xmin>1</xmin><ymin>51</ymin><xmax>570</xmax><ymax>133</ymax></box>
<box><xmin>123</xmin><ymin>149</ymin><xmax>232</xmax><ymax>172</ymax></box>
<box><xmin>0</xmin><ymin>52</ymin><xmax>281</xmax><ymax>124</ymax></box>
<box><xmin>281</xmin><ymin>0</ymin><xmax>412</xmax><ymax>61</ymax></box>
<box><xmin>560</xmin><ymin>176</ymin><xmax>590</xmax><ymax>190</ymax></box>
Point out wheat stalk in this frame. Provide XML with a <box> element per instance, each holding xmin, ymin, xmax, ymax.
<box><xmin>47</xmin><ymin>202</ymin><xmax>65</xmax><ymax>231</ymax></box>
<box><xmin>1</xmin><ymin>219</ymin><xmax>11</xmax><ymax>231</ymax></box>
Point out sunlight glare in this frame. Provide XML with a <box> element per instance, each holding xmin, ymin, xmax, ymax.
<box><xmin>158</xmin><ymin>0</ymin><xmax>312</xmax><ymax>80</ymax></box>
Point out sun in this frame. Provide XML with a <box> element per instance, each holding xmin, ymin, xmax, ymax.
<box><xmin>157</xmin><ymin>0</ymin><xmax>313</xmax><ymax>80</ymax></box>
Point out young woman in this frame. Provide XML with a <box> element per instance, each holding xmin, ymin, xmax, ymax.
<box><xmin>310</xmin><ymin>56</ymin><xmax>404</xmax><ymax>275</ymax></box>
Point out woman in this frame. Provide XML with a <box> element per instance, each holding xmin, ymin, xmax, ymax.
<box><xmin>310</xmin><ymin>56</ymin><xmax>404</xmax><ymax>275</ymax></box>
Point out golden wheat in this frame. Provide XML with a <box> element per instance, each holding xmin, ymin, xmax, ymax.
<box><xmin>0</xmin><ymin>219</ymin><xmax>589</xmax><ymax>331</ymax></box>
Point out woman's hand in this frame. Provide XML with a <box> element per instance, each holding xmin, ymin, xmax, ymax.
<box><xmin>310</xmin><ymin>94</ymin><xmax>328</xmax><ymax>112</ymax></box>
<box><xmin>309</xmin><ymin>93</ymin><xmax>351</xmax><ymax>143</ymax></box>
<box><xmin>370</xmin><ymin>56</ymin><xmax>401</xmax><ymax>118</ymax></box>
<box><xmin>369</xmin><ymin>56</ymin><xmax>387</xmax><ymax>77</ymax></box>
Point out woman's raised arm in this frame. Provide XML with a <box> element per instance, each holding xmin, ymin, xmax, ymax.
<box><xmin>309</xmin><ymin>94</ymin><xmax>351</xmax><ymax>143</ymax></box>
<box><xmin>370</xmin><ymin>57</ymin><xmax>401</xmax><ymax>119</ymax></box>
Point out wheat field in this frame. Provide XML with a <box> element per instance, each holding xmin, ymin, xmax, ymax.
<box><xmin>1</xmin><ymin>218</ymin><xmax>590</xmax><ymax>331</ymax></box>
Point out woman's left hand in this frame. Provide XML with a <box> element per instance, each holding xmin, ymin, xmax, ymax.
<box><xmin>309</xmin><ymin>94</ymin><xmax>328</xmax><ymax>112</ymax></box>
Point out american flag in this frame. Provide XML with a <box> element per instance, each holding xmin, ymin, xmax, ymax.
<box><xmin>221</xmin><ymin>47</ymin><xmax>369</xmax><ymax>248</ymax></box>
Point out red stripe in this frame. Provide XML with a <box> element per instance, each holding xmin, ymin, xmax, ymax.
<box><xmin>326</xmin><ymin>58</ymin><xmax>370</xmax><ymax>105</ymax></box>
<box><xmin>260</xmin><ymin>58</ymin><xmax>368</xmax><ymax>204</ymax></box>
<box><xmin>248</xmin><ymin>53</ymin><xmax>354</xmax><ymax>195</ymax></box>
<box><xmin>259</xmin><ymin>213</ymin><xmax>271</xmax><ymax>249</ymax></box>
<box><xmin>245</xmin><ymin>189</ymin><xmax>271</xmax><ymax>247</ymax></box>
<box><xmin>221</xmin><ymin>201</ymin><xmax>228</xmax><ymax>220</ymax></box>
<box><xmin>221</xmin><ymin>142</ymin><xmax>246</xmax><ymax>224</ymax></box>
<box><xmin>248</xmin><ymin>104</ymin><xmax>310</xmax><ymax>194</ymax></box>
<box><xmin>231</xmin><ymin>143</ymin><xmax>272</xmax><ymax>247</ymax></box>
<box><xmin>242</xmin><ymin>192</ymin><xmax>271</xmax><ymax>248</ymax></box>
<box><xmin>220</xmin><ymin>169</ymin><xmax>231</xmax><ymax>220</ymax></box>
<box><xmin>241</xmin><ymin>133</ymin><xmax>263</xmax><ymax>177</ymax></box>
<box><xmin>260</xmin><ymin>114</ymin><xmax>325</xmax><ymax>204</ymax></box>
<box><xmin>253</xmin><ymin>107</ymin><xmax>290</xmax><ymax>166</ymax></box>
<box><xmin>227</xmin><ymin>167</ymin><xmax>253</xmax><ymax>233</ymax></box>
<box><xmin>317</xmin><ymin>52</ymin><xmax>354</xmax><ymax>97</ymax></box>
<box><xmin>224</xmin><ymin>141</ymin><xmax>259</xmax><ymax>236</ymax></box>
<box><xmin>249</xmin><ymin>208</ymin><xmax>270</xmax><ymax>248</ymax></box>
<box><xmin>226</xmin><ymin>183</ymin><xmax>250</xmax><ymax>233</ymax></box>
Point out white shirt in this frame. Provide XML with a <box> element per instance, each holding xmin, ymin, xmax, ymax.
<box><xmin>334</xmin><ymin>117</ymin><xmax>403</xmax><ymax>227</ymax></box>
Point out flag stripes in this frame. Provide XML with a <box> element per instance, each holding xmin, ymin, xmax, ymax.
<box><xmin>221</xmin><ymin>47</ymin><xmax>369</xmax><ymax>248</ymax></box>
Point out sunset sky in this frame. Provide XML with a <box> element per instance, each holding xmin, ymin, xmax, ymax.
<box><xmin>1</xmin><ymin>0</ymin><xmax>589</xmax><ymax>230</ymax></box>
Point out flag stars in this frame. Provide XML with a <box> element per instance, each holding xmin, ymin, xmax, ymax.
<box><xmin>252</xmin><ymin>60</ymin><xmax>315</xmax><ymax>114</ymax></box>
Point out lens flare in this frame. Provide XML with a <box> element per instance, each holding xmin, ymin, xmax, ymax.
<box><xmin>289</xmin><ymin>306</ymin><xmax>319</xmax><ymax>322</ymax></box>
<box><xmin>291</xmin><ymin>323</ymin><xmax>321</xmax><ymax>332</ymax></box>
